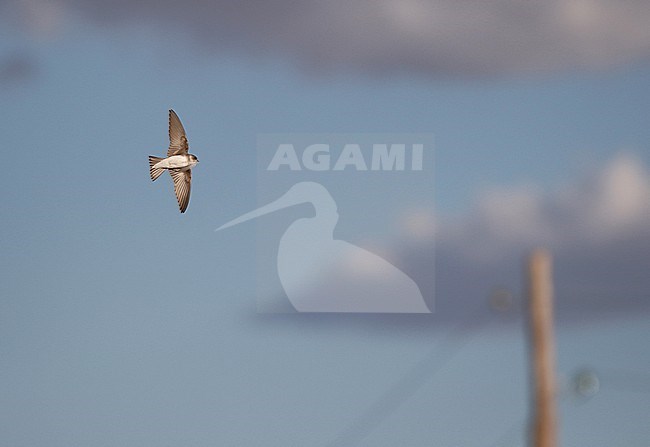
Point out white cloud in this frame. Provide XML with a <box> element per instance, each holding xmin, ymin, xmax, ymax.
<box><xmin>585</xmin><ymin>155</ymin><xmax>650</xmax><ymax>235</ymax></box>
<box><xmin>440</xmin><ymin>153</ymin><xmax>650</xmax><ymax>261</ymax></box>
<box><xmin>393</xmin><ymin>153</ymin><xmax>650</xmax><ymax>321</ymax></box>
<box><xmin>6</xmin><ymin>0</ymin><xmax>650</xmax><ymax>77</ymax></box>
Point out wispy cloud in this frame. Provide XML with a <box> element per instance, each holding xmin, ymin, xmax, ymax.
<box><xmin>398</xmin><ymin>154</ymin><xmax>650</xmax><ymax>322</ymax></box>
<box><xmin>0</xmin><ymin>52</ymin><xmax>38</xmax><ymax>84</ymax></box>
<box><xmin>26</xmin><ymin>0</ymin><xmax>650</xmax><ymax>76</ymax></box>
<box><xmin>441</xmin><ymin>153</ymin><xmax>650</xmax><ymax>258</ymax></box>
<box><xmin>1</xmin><ymin>0</ymin><xmax>66</xmax><ymax>39</ymax></box>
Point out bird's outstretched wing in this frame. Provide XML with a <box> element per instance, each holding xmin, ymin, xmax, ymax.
<box><xmin>169</xmin><ymin>169</ymin><xmax>192</xmax><ymax>213</ymax></box>
<box><xmin>167</xmin><ymin>109</ymin><xmax>189</xmax><ymax>156</ymax></box>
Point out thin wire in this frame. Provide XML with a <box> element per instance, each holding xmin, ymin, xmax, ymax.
<box><xmin>324</xmin><ymin>303</ymin><xmax>495</xmax><ymax>447</ymax></box>
<box><xmin>597</xmin><ymin>369</ymin><xmax>650</xmax><ymax>394</ymax></box>
<box><xmin>486</xmin><ymin>369</ymin><xmax>650</xmax><ymax>447</ymax></box>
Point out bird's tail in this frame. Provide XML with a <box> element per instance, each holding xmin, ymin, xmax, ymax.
<box><xmin>148</xmin><ymin>156</ymin><xmax>165</xmax><ymax>181</ymax></box>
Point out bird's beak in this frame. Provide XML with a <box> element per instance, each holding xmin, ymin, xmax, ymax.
<box><xmin>215</xmin><ymin>189</ymin><xmax>302</xmax><ymax>232</ymax></box>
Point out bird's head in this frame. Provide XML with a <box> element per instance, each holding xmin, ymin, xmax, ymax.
<box><xmin>190</xmin><ymin>154</ymin><xmax>199</xmax><ymax>163</ymax></box>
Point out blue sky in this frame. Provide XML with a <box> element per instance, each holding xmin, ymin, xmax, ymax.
<box><xmin>1</xmin><ymin>1</ymin><xmax>649</xmax><ymax>445</ymax></box>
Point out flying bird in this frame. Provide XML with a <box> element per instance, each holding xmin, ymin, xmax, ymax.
<box><xmin>148</xmin><ymin>110</ymin><xmax>199</xmax><ymax>213</ymax></box>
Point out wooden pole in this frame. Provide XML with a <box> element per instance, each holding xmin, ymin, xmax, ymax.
<box><xmin>527</xmin><ymin>249</ymin><xmax>557</xmax><ymax>447</ymax></box>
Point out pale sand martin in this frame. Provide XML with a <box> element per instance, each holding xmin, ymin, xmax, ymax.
<box><xmin>148</xmin><ymin>110</ymin><xmax>199</xmax><ymax>213</ymax></box>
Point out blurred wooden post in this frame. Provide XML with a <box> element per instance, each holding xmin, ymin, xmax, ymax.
<box><xmin>527</xmin><ymin>249</ymin><xmax>557</xmax><ymax>447</ymax></box>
